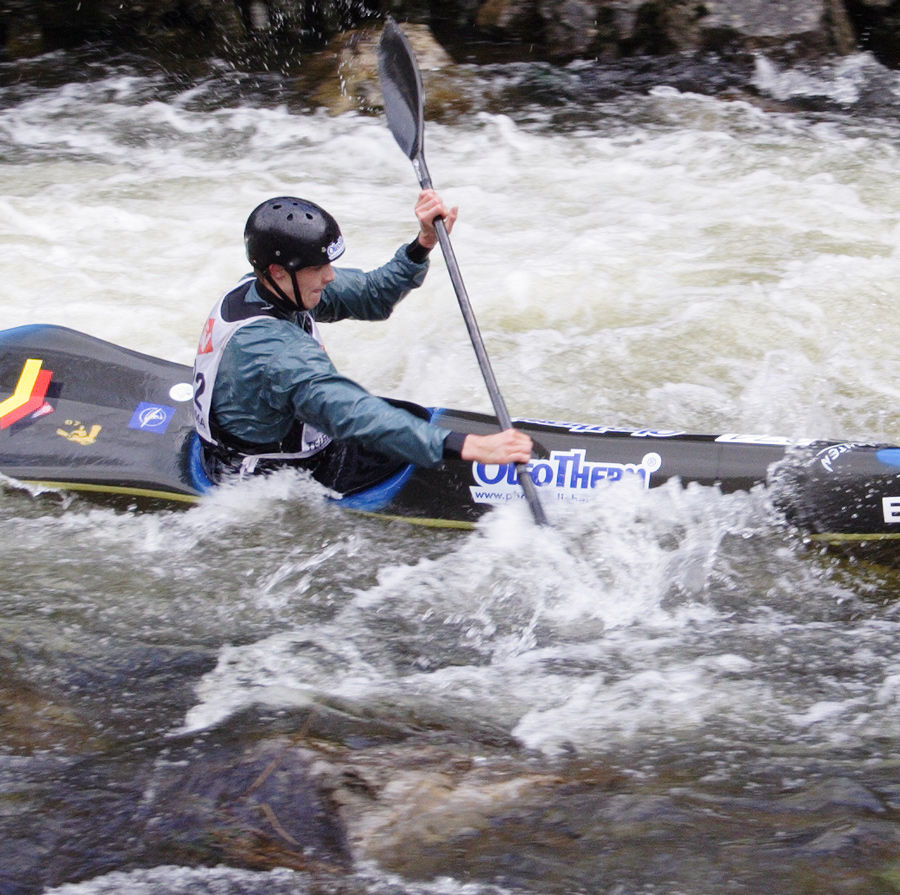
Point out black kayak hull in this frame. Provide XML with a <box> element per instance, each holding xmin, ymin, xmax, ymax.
<box><xmin>342</xmin><ymin>410</ymin><xmax>900</xmax><ymax>550</ymax></box>
<box><xmin>2</xmin><ymin>324</ymin><xmax>900</xmax><ymax>552</ymax></box>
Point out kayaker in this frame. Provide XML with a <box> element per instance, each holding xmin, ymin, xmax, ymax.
<box><xmin>192</xmin><ymin>190</ymin><xmax>533</xmax><ymax>493</ymax></box>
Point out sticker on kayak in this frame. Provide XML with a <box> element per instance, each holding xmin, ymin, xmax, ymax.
<box><xmin>470</xmin><ymin>449</ymin><xmax>662</xmax><ymax>505</ymax></box>
<box><xmin>169</xmin><ymin>382</ymin><xmax>194</xmax><ymax>403</ymax></box>
<box><xmin>0</xmin><ymin>358</ymin><xmax>54</xmax><ymax>429</ymax></box>
<box><xmin>57</xmin><ymin>420</ymin><xmax>102</xmax><ymax>446</ymax></box>
<box><xmin>515</xmin><ymin>417</ymin><xmax>684</xmax><ymax>438</ymax></box>
<box><xmin>129</xmin><ymin>402</ymin><xmax>176</xmax><ymax>434</ymax></box>
<box><xmin>883</xmin><ymin>497</ymin><xmax>900</xmax><ymax>524</ymax></box>
<box><xmin>716</xmin><ymin>434</ymin><xmax>814</xmax><ymax>446</ymax></box>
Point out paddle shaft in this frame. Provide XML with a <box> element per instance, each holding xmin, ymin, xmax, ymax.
<box><xmin>378</xmin><ymin>17</ymin><xmax>547</xmax><ymax>525</ymax></box>
<box><xmin>414</xmin><ymin>156</ymin><xmax>548</xmax><ymax>526</ymax></box>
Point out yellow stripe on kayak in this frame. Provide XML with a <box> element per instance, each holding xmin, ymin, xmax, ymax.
<box><xmin>0</xmin><ymin>359</ymin><xmax>42</xmax><ymax>417</ymax></box>
<box><xmin>21</xmin><ymin>479</ymin><xmax>201</xmax><ymax>504</ymax></box>
<box><xmin>19</xmin><ymin>480</ymin><xmax>475</xmax><ymax>526</ymax></box>
<box><xmin>351</xmin><ymin>509</ymin><xmax>476</xmax><ymax>530</ymax></box>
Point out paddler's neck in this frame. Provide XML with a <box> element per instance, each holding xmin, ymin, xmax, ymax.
<box><xmin>254</xmin><ymin>278</ymin><xmax>301</xmax><ymax>321</ymax></box>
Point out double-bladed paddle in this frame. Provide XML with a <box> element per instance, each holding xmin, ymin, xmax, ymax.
<box><xmin>377</xmin><ymin>17</ymin><xmax>548</xmax><ymax>527</ymax></box>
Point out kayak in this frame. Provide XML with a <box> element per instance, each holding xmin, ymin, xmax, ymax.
<box><xmin>2</xmin><ymin>324</ymin><xmax>900</xmax><ymax>553</ymax></box>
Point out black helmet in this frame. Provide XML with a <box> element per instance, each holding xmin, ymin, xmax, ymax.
<box><xmin>244</xmin><ymin>197</ymin><xmax>345</xmax><ymax>272</ymax></box>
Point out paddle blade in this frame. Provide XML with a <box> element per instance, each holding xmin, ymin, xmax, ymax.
<box><xmin>378</xmin><ymin>18</ymin><xmax>425</xmax><ymax>162</ymax></box>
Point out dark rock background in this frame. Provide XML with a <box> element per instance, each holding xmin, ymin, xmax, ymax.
<box><xmin>3</xmin><ymin>0</ymin><xmax>900</xmax><ymax>69</ymax></box>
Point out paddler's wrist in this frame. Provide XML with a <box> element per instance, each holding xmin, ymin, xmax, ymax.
<box><xmin>442</xmin><ymin>431</ymin><xmax>467</xmax><ymax>458</ymax></box>
<box><xmin>406</xmin><ymin>236</ymin><xmax>433</xmax><ymax>264</ymax></box>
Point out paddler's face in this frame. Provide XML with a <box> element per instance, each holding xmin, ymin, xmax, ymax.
<box><xmin>268</xmin><ymin>262</ymin><xmax>336</xmax><ymax>309</ymax></box>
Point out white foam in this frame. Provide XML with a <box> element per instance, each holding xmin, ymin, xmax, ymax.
<box><xmin>42</xmin><ymin>862</ymin><xmax>522</xmax><ymax>895</ymax></box>
<box><xmin>178</xmin><ymin>482</ymin><xmax>772</xmax><ymax>743</ymax></box>
<box><xmin>3</xmin><ymin>71</ymin><xmax>900</xmax><ymax>767</ymax></box>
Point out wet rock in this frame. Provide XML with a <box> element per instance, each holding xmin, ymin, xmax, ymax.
<box><xmin>799</xmin><ymin>819</ymin><xmax>900</xmax><ymax>857</ymax></box>
<box><xmin>0</xmin><ymin>0</ymin><xmax>45</xmax><ymax>59</ymax></box>
<box><xmin>600</xmin><ymin>792</ymin><xmax>694</xmax><ymax>827</ymax></box>
<box><xmin>2</xmin><ymin>0</ymin><xmax>896</xmax><ymax>69</ymax></box>
<box><xmin>20</xmin><ymin>638</ymin><xmax>219</xmax><ymax>746</ymax></box>
<box><xmin>476</xmin><ymin>0</ymin><xmax>541</xmax><ymax>36</ymax></box>
<box><xmin>308</xmin><ymin>23</ymin><xmax>475</xmax><ymax>118</ymax></box>
<box><xmin>0</xmin><ymin>0</ymin><xmax>247</xmax><ymax>59</ymax></box>
<box><xmin>310</xmin><ymin>741</ymin><xmax>573</xmax><ymax>875</ymax></box>
<box><xmin>782</xmin><ymin>777</ymin><xmax>887</xmax><ymax>814</ymax></box>
<box><xmin>0</xmin><ymin>637</ymin><xmax>348</xmax><ymax>893</ymax></box>
<box><xmin>844</xmin><ymin>0</ymin><xmax>900</xmax><ymax>66</ymax></box>
<box><xmin>523</xmin><ymin>0</ymin><xmax>858</xmax><ymax>61</ymax></box>
<box><xmin>0</xmin><ymin>726</ymin><xmax>351</xmax><ymax>895</ymax></box>
<box><xmin>0</xmin><ymin>665</ymin><xmax>105</xmax><ymax>755</ymax></box>
<box><xmin>701</xmin><ymin>0</ymin><xmax>856</xmax><ymax>55</ymax></box>
<box><xmin>139</xmin><ymin>733</ymin><xmax>351</xmax><ymax>873</ymax></box>
<box><xmin>540</xmin><ymin>0</ymin><xmax>606</xmax><ymax>59</ymax></box>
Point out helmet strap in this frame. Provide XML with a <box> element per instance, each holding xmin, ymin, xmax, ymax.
<box><xmin>290</xmin><ymin>270</ymin><xmax>303</xmax><ymax>309</ymax></box>
<box><xmin>262</xmin><ymin>269</ymin><xmax>299</xmax><ymax>314</ymax></box>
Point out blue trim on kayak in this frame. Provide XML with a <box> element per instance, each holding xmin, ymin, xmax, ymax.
<box><xmin>187</xmin><ymin>432</ymin><xmax>217</xmax><ymax>494</ymax></box>
<box><xmin>186</xmin><ymin>433</ymin><xmax>414</xmax><ymax>506</ymax></box>
<box><xmin>186</xmin><ymin>406</ymin><xmax>446</xmax><ymax>508</ymax></box>
<box><xmin>186</xmin><ymin>423</ymin><xmax>422</xmax><ymax>508</ymax></box>
<box><xmin>334</xmin><ymin>462</ymin><xmax>417</xmax><ymax>511</ymax></box>
<box><xmin>877</xmin><ymin>448</ymin><xmax>900</xmax><ymax>469</ymax></box>
<box><xmin>333</xmin><ymin>407</ymin><xmax>447</xmax><ymax>512</ymax></box>
<box><xmin>0</xmin><ymin>323</ymin><xmax>46</xmax><ymax>343</ymax></box>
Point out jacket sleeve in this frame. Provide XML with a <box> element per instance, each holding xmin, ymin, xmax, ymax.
<box><xmin>314</xmin><ymin>244</ymin><xmax>430</xmax><ymax>323</ymax></box>
<box><xmin>261</xmin><ymin>323</ymin><xmax>451</xmax><ymax>468</ymax></box>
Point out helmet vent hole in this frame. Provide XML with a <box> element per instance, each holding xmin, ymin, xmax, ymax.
<box><xmin>306</xmin><ymin>213</ymin><xmax>314</xmax><ymax>220</ymax></box>
<box><xmin>286</xmin><ymin>213</ymin><xmax>294</xmax><ymax>221</ymax></box>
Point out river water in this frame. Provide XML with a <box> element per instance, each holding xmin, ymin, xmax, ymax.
<box><xmin>4</xmin><ymin>46</ymin><xmax>900</xmax><ymax>895</ymax></box>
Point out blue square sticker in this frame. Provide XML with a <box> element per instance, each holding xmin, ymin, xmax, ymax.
<box><xmin>129</xmin><ymin>402</ymin><xmax>176</xmax><ymax>434</ymax></box>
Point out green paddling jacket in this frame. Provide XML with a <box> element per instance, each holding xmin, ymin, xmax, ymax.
<box><xmin>201</xmin><ymin>243</ymin><xmax>458</xmax><ymax>469</ymax></box>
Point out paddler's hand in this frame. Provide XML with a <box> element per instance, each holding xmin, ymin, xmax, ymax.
<box><xmin>415</xmin><ymin>188</ymin><xmax>458</xmax><ymax>250</ymax></box>
<box><xmin>461</xmin><ymin>429</ymin><xmax>533</xmax><ymax>465</ymax></box>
